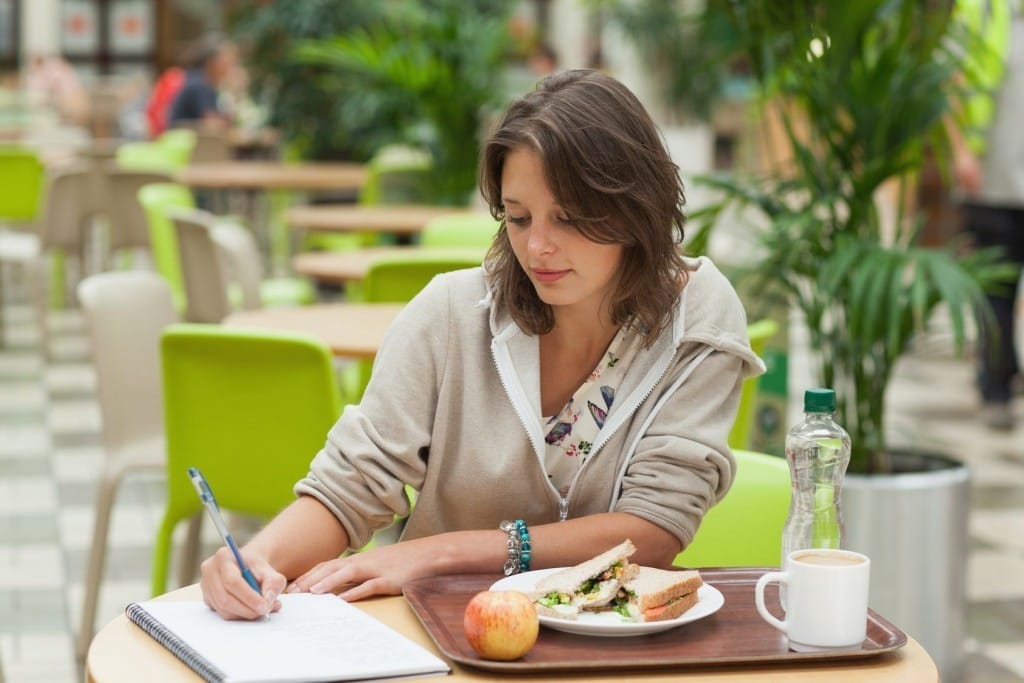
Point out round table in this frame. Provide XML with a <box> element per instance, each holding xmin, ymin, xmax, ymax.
<box><xmin>223</xmin><ymin>303</ymin><xmax>404</xmax><ymax>359</ymax></box>
<box><xmin>292</xmin><ymin>246</ymin><xmax>485</xmax><ymax>284</ymax></box>
<box><xmin>286</xmin><ymin>204</ymin><xmax>477</xmax><ymax>236</ymax></box>
<box><xmin>86</xmin><ymin>584</ymin><xmax>938</xmax><ymax>683</ymax></box>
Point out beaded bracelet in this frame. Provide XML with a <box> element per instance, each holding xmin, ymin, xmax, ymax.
<box><xmin>500</xmin><ymin>519</ymin><xmax>532</xmax><ymax>576</ymax></box>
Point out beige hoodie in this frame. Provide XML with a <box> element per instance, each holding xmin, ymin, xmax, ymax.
<box><xmin>295</xmin><ymin>257</ymin><xmax>765</xmax><ymax>551</ymax></box>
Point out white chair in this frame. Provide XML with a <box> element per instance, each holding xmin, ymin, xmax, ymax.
<box><xmin>170</xmin><ymin>208</ymin><xmax>314</xmax><ymax>323</ymax></box>
<box><xmin>75</xmin><ymin>271</ymin><xmax>200</xmax><ymax>658</ymax></box>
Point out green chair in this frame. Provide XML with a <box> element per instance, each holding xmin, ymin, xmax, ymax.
<box><xmin>420</xmin><ymin>213</ymin><xmax>500</xmax><ymax>248</ymax></box>
<box><xmin>153</xmin><ymin>324</ymin><xmax>343</xmax><ymax>595</ymax></box>
<box><xmin>728</xmin><ymin>318</ymin><xmax>779</xmax><ymax>449</ymax></box>
<box><xmin>138</xmin><ymin>183</ymin><xmax>196</xmax><ymax>311</ymax></box>
<box><xmin>116</xmin><ymin>141</ymin><xmax>180</xmax><ymax>173</ymax></box>
<box><xmin>156</xmin><ymin>128</ymin><xmax>198</xmax><ymax>168</ymax></box>
<box><xmin>673</xmin><ymin>449</ymin><xmax>791</xmax><ymax>568</ymax></box>
<box><xmin>0</xmin><ymin>147</ymin><xmax>47</xmax><ymax>333</ymax></box>
<box><xmin>0</xmin><ymin>147</ymin><xmax>46</xmax><ymax>221</ymax></box>
<box><xmin>362</xmin><ymin>253</ymin><xmax>483</xmax><ymax>303</ymax></box>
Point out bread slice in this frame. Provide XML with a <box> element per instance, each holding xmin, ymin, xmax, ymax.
<box><xmin>532</xmin><ymin>539</ymin><xmax>637</xmax><ymax>619</ymax></box>
<box><xmin>535</xmin><ymin>602</ymin><xmax>579</xmax><ymax>621</ymax></box>
<box><xmin>533</xmin><ymin>539</ymin><xmax>637</xmax><ymax>597</ymax></box>
<box><xmin>615</xmin><ymin>567</ymin><xmax>703</xmax><ymax>622</ymax></box>
<box><xmin>625</xmin><ymin>567</ymin><xmax>702</xmax><ymax>611</ymax></box>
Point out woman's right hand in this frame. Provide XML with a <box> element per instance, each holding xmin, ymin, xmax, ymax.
<box><xmin>199</xmin><ymin>546</ymin><xmax>286</xmax><ymax>620</ymax></box>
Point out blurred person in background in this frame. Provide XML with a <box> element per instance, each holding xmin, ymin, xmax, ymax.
<box><xmin>23</xmin><ymin>53</ymin><xmax>88</xmax><ymax>123</ymax></box>
<box><xmin>167</xmin><ymin>33</ymin><xmax>238</xmax><ymax>131</ymax></box>
<box><xmin>953</xmin><ymin>2</ymin><xmax>1024</xmax><ymax>431</ymax></box>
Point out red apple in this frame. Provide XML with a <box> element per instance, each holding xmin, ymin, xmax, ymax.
<box><xmin>463</xmin><ymin>590</ymin><xmax>539</xmax><ymax>660</ymax></box>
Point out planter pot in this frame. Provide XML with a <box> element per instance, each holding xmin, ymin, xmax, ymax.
<box><xmin>842</xmin><ymin>450</ymin><xmax>969</xmax><ymax>683</ymax></box>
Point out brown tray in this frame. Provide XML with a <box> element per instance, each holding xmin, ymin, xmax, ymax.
<box><xmin>402</xmin><ymin>568</ymin><xmax>907</xmax><ymax>673</ymax></box>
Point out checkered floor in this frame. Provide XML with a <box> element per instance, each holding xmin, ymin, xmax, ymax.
<box><xmin>1</xmin><ymin>268</ymin><xmax>1023</xmax><ymax>682</ymax></box>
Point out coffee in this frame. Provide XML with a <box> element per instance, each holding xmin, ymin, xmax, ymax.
<box><xmin>793</xmin><ymin>550</ymin><xmax>865</xmax><ymax>567</ymax></box>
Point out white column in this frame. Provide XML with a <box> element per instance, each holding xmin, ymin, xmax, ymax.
<box><xmin>21</xmin><ymin>0</ymin><xmax>61</xmax><ymax>62</ymax></box>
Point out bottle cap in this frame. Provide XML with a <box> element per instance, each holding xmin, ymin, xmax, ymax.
<box><xmin>804</xmin><ymin>387</ymin><xmax>836</xmax><ymax>413</ymax></box>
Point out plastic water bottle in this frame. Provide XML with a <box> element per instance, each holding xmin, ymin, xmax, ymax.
<box><xmin>781</xmin><ymin>388</ymin><xmax>852</xmax><ymax>570</ymax></box>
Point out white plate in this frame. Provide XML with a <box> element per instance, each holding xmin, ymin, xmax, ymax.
<box><xmin>490</xmin><ymin>567</ymin><xmax>725</xmax><ymax>637</ymax></box>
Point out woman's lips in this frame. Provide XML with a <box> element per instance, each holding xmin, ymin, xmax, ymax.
<box><xmin>531</xmin><ymin>269</ymin><xmax>570</xmax><ymax>283</ymax></box>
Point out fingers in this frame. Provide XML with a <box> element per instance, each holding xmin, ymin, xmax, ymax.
<box><xmin>200</xmin><ymin>547</ymin><xmax>283</xmax><ymax>620</ymax></box>
<box><xmin>339</xmin><ymin>577</ymin><xmax>395</xmax><ymax>602</ymax></box>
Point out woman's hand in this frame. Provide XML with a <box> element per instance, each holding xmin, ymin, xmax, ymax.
<box><xmin>285</xmin><ymin>536</ymin><xmax>444</xmax><ymax>602</ymax></box>
<box><xmin>199</xmin><ymin>546</ymin><xmax>287</xmax><ymax>620</ymax></box>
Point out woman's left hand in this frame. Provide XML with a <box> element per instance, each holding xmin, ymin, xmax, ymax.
<box><xmin>284</xmin><ymin>535</ymin><xmax>443</xmax><ymax>601</ymax></box>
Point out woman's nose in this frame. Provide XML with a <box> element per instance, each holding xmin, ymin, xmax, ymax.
<box><xmin>527</xmin><ymin>220</ymin><xmax>557</xmax><ymax>255</ymax></box>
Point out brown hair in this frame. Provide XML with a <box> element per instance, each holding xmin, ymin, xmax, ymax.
<box><xmin>480</xmin><ymin>69</ymin><xmax>688</xmax><ymax>347</ymax></box>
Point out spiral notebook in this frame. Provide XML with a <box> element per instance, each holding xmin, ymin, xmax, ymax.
<box><xmin>125</xmin><ymin>593</ymin><xmax>450</xmax><ymax>683</ymax></box>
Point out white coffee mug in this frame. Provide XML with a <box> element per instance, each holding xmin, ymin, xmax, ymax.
<box><xmin>755</xmin><ymin>548</ymin><xmax>870</xmax><ymax>652</ymax></box>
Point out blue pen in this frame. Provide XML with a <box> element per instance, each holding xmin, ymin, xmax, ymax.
<box><xmin>188</xmin><ymin>467</ymin><xmax>262</xmax><ymax>595</ymax></box>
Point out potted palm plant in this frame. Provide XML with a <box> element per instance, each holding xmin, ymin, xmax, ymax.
<box><xmin>687</xmin><ymin>2</ymin><xmax>1015</xmax><ymax>680</ymax></box>
<box><xmin>293</xmin><ymin>0</ymin><xmax>512</xmax><ymax>205</ymax></box>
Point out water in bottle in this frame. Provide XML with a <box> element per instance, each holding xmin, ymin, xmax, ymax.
<box><xmin>781</xmin><ymin>388</ymin><xmax>852</xmax><ymax>576</ymax></box>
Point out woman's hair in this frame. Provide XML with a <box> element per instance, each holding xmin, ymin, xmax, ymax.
<box><xmin>480</xmin><ymin>69</ymin><xmax>688</xmax><ymax>347</ymax></box>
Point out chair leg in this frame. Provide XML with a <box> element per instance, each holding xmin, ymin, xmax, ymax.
<box><xmin>176</xmin><ymin>513</ymin><xmax>203</xmax><ymax>587</ymax></box>
<box><xmin>150</xmin><ymin>514</ymin><xmax>178</xmax><ymax>597</ymax></box>
<box><xmin>76</xmin><ymin>468</ymin><xmax>122</xmax><ymax>660</ymax></box>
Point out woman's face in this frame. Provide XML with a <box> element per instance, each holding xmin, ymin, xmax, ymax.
<box><xmin>502</xmin><ymin>147</ymin><xmax>624</xmax><ymax>317</ymax></box>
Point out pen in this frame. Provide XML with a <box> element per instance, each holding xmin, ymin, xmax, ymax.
<box><xmin>188</xmin><ymin>467</ymin><xmax>262</xmax><ymax>595</ymax></box>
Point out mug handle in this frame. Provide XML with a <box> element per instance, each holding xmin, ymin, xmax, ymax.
<box><xmin>755</xmin><ymin>571</ymin><xmax>787</xmax><ymax>633</ymax></box>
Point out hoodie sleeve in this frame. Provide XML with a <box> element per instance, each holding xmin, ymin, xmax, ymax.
<box><xmin>293</xmin><ymin>275</ymin><xmax>453</xmax><ymax>550</ymax></box>
<box><xmin>612</xmin><ymin>346</ymin><xmax>745</xmax><ymax>549</ymax></box>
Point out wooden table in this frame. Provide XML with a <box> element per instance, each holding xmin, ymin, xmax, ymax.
<box><xmin>176</xmin><ymin>161</ymin><xmax>368</xmax><ymax>191</ymax></box>
<box><xmin>86</xmin><ymin>584</ymin><xmax>938</xmax><ymax>683</ymax></box>
<box><xmin>223</xmin><ymin>303</ymin><xmax>404</xmax><ymax>359</ymax></box>
<box><xmin>292</xmin><ymin>246</ymin><xmax>486</xmax><ymax>284</ymax></box>
<box><xmin>286</xmin><ymin>204</ymin><xmax>477</xmax><ymax>236</ymax></box>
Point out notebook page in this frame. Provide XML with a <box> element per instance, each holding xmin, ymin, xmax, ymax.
<box><xmin>133</xmin><ymin>593</ymin><xmax>449</xmax><ymax>683</ymax></box>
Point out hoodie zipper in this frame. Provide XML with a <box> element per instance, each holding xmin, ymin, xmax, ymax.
<box><xmin>490</xmin><ymin>327</ymin><xmax>682</xmax><ymax>522</ymax></box>
<box><xmin>489</xmin><ymin>336</ymin><xmax>567</xmax><ymax>515</ymax></box>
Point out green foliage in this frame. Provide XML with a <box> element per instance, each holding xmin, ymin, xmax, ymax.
<box><xmin>228</xmin><ymin>0</ymin><xmax>386</xmax><ymax>161</ymax></box>
<box><xmin>690</xmin><ymin>0</ymin><xmax>1017</xmax><ymax>472</ymax></box>
<box><xmin>593</xmin><ymin>0</ymin><xmax>746</xmax><ymax>121</ymax></box>
<box><xmin>294</xmin><ymin>0</ymin><xmax>512</xmax><ymax>205</ymax></box>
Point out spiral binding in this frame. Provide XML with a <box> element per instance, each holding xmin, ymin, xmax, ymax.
<box><xmin>125</xmin><ymin>603</ymin><xmax>226</xmax><ymax>683</ymax></box>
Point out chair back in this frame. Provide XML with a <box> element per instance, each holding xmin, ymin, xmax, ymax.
<box><xmin>77</xmin><ymin>271</ymin><xmax>178</xmax><ymax>454</ymax></box>
<box><xmin>157</xmin><ymin>128</ymin><xmax>197</xmax><ymax>167</ymax></box>
<box><xmin>191</xmin><ymin>131</ymin><xmax>231</xmax><ymax>163</ymax></box>
<box><xmin>169</xmin><ymin>209</ymin><xmax>232</xmax><ymax>323</ymax></box>
<box><xmin>728</xmin><ymin>318</ymin><xmax>779</xmax><ymax>449</ymax></box>
<box><xmin>421</xmin><ymin>213</ymin><xmax>500</xmax><ymax>248</ymax></box>
<box><xmin>153</xmin><ymin>323</ymin><xmax>343</xmax><ymax>594</ymax></box>
<box><xmin>0</xmin><ymin>147</ymin><xmax>45</xmax><ymax>222</ymax></box>
<box><xmin>138</xmin><ymin>182</ymin><xmax>195</xmax><ymax>310</ymax></box>
<box><xmin>209</xmin><ymin>220</ymin><xmax>265</xmax><ymax>310</ymax></box>
<box><xmin>362</xmin><ymin>254</ymin><xmax>482</xmax><ymax>303</ymax></box>
<box><xmin>105</xmin><ymin>167</ymin><xmax>173</xmax><ymax>251</ymax></box>
<box><xmin>673</xmin><ymin>449</ymin><xmax>791</xmax><ymax>568</ymax></box>
<box><xmin>38</xmin><ymin>166</ymin><xmax>90</xmax><ymax>252</ymax></box>
<box><xmin>116</xmin><ymin>141</ymin><xmax>180</xmax><ymax>173</ymax></box>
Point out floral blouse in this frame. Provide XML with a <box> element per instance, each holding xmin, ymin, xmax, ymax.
<box><xmin>543</xmin><ymin>321</ymin><xmax>645</xmax><ymax>496</ymax></box>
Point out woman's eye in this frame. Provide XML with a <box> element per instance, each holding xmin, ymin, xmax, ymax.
<box><xmin>507</xmin><ymin>215</ymin><xmax>529</xmax><ymax>226</ymax></box>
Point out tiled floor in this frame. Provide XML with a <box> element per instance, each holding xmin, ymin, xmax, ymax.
<box><xmin>1</xmin><ymin>270</ymin><xmax>1023</xmax><ymax>682</ymax></box>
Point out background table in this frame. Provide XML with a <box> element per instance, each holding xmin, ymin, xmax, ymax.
<box><xmin>176</xmin><ymin>161</ymin><xmax>368</xmax><ymax>192</ymax></box>
<box><xmin>86</xmin><ymin>584</ymin><xmax>938</xmax><ymax>683</ymax></box>
<box><xmin>292</xmin><ymin>246</ymin><xmax>485</xmax><ymax>284</ymax></box>
<box><xmin>223</xmin><ymin>303</ymin><xmax>404</xmax><ymax>359</ymax></box>
<box><xmin>286</xmin><ymin>204</ymin><xmax>476</xmax><ymax>237</ymax></box>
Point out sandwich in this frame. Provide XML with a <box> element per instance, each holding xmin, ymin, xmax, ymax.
<box><xmin>532</xmin><ymin>539</ymin><xmax>638</xmax><ymax>620</ymax></box>
<box><xmin>611</xmin><ymin>566</ymin><xmax>703</xmax><ymax>622</ymax></box>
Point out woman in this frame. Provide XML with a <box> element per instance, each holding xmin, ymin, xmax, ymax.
<box><xmin>200</xmin><ymin>70</ymin><xmax>764</xmax><ymax>619</ymax></box>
